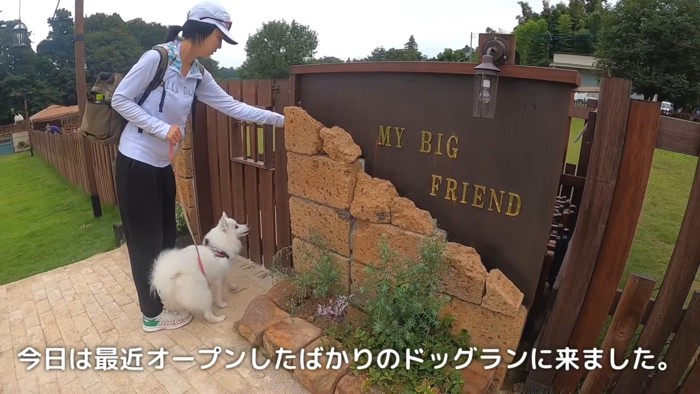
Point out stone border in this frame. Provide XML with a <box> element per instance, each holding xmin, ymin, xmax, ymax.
<box><xmin>234</xmin><ymin>280</ymin><xmax>498</xmax><ymax>393</ymax></box>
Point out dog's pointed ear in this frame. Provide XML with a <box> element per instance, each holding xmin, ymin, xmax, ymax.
<box><xmin>219</xmin><ymin>212</ymin><xmax>229</xmax><ymax>231</ymax></box>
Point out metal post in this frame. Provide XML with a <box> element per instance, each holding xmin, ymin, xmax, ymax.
<box><xmin>75</xmin><ymin>0</ymin><xmax>102</xmax><ymax>218</ymax></box>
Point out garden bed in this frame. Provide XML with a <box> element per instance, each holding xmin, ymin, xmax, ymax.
<box><xmin>234</xmin><ymin>235</ymin><xmax>496</xmax><ymax>394</ymax></box>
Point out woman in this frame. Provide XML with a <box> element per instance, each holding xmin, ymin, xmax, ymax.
<box><xmin>112</xmin><ymin>1</ymin><xmax>284</xmax><ymax>332</ymax></box>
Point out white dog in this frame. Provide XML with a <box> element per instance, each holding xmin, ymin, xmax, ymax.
<box><xmin>150</xmin><ymin>212</ymin><xmax>249</xmax><ymax>323</ymax></box>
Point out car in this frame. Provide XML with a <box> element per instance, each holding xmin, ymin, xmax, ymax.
<box><xmin>660</xmin><ymin>101</ymin><xmax>674</xmax><ymax>116</ymax></box>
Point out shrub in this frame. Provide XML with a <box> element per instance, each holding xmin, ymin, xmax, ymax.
<box><xmin>270</xmin><ymin>231</ymin><xmax>345</xmax><ymax>314</ymax></box>
<box><xmin>340</xmin><ymin>234</ymin><xmax>471</xmax><ymax>393</ymax></box>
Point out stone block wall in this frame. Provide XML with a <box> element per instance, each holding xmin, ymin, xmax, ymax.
<box><xmin>282</xmin><ymin>106</ymin><xmax>529</xmax><ymax>392</ymax></box>
<box><xmin>172</xmin><ymin>117</ymin><xmax>200</xmax><ymax>241</ymax></box>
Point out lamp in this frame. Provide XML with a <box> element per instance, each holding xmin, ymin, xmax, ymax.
<box><xmin>12</xmin><ymin>0</ymin><xmax>29</xmax><ymax>48</ymax></box>
<box><xmin>473</xmin><ymin>36</ymin><xmax>508</xmax><ymax>119</ymax></box>
<box><xmin>12</xmin><ymin>22</ymin><xmax>28</xmax><ymax>48</ymax></box>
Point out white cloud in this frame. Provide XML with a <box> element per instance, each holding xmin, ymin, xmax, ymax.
<box><xmin>9</xmin><ymin>0</ymin><xmax>546</xmax><ymax>68</ymax></box>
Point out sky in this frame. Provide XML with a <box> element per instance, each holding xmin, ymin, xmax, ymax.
<box><xmin>3</xmin><ymin>0</ymin><xmax>549</xmax><ymax>69</ymax></box>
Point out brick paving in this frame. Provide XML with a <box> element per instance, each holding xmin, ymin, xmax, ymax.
<box><xmin>0</xmin><ymin>245</ymin><xmax>309</xmax><ymax>393</ymax></box>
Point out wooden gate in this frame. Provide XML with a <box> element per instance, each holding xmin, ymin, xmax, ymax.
<box><xmin>191</xmin><ymin>78</ymin><xmax>293</xmax><ymax>269</ymax></box>
<box><xmin>525</xmin><ymin>77</ymin><xmax>700</xmax><ymax>393</ymax></box>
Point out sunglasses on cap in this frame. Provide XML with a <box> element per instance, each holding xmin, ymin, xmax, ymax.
<box><xmin>199</xmin><ymin>16</ymin><xmax>232</xmax><ymax>30</ymax></box>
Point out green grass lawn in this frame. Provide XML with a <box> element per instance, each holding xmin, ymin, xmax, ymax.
<box><xmin>566</xmin><ymin>118</ymin><xmax>586</xmax><ymax>166</ymax></box>
<box><xmin>0</xmin><ymin>151</ymin><xmax>121</xmax><ymax>285</ymax></box>
<box><xmin>565</xmin><ymin>117</ymin><xmax>700</xmax><ymax>304</ymax></box>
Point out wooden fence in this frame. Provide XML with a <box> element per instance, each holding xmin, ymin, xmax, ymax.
<box><xmin>28</xmin><ymin>131</ymin><xmax>120</xmax><ymax>208</ymax></box>
<box><xmin>0</xmin><ymin>120</ymin><xmax>32</xmax><ymax>140</ymax></box>
<box><xmin>26</xmin><ymin>78</ymin><xmax>293</xmax><ymax>270</ymax></box>
<box><xmin>191</xmin><ymin>78</ymin><xmax>292</xmax><ymax>269</ymax></box>
<box><xmin>525</xmin><ymin>77</ymin><xmax>700</xmax><ymax>393</ymax></box>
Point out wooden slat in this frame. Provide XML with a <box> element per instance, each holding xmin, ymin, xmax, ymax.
<box><xmin>274</xmin><ymin>126</ymin><xmax>292</xmax><ymax>268</ymax></box>
<box><xmin>229</xmin><ymin>79</ymin><xmax>242</xmax><ymax>100</ymax></box>
<box><xmin>259</xmin><ymin>168</ymin><xmax>276</xmax><ymax>268</ymax></box>
<box><xmin>249</xmin><ymin>122</ymin><xmax>258</xmax><ymax>162</ymax></box>
<box><xmin>244</xmin><ymin>165</ymin><xmax>262</xmax><ymax>263</ymax></box>
<box><xmin>525</xmin><ymin>77</ymin><xmax>633</xmax><ymax>390</ymax></box>
<box><xmin>230</xmin><ymin>159</ymin><xmax>247</xmax><ymax>258</ymax></box>
<box><xmin>242</xmin><ymin>80</ymin><xmax>257</xmax><ymax>107</ymax></box>
<box><xmin>569</xmin><ymin>105</ymin><xmax>593</xmax><ymax>119</ymax></box>
<box><xmin>257</xmin><ymin>79</ymin><xmax>273</xmax><ymax>108</ymax></box>
<box><xmin>216</xmin><ymin>81</ymin><xmax>233</xmax><ymax>218</ymax></box>
<box><xmin>205</xmin><ymin>105</ymin><xmax>221</xmax><ymax>221</ymax></box>
<box><xmin>679</xmin><ymin>357</ymin><xmax>700</xmax><ymax>394</ymax></box>
<box><xmin>192</xmin><ymin>101</ymin><xmax>214</xmax><ymax>238</ymax></box>
<box><xmin>263</xmin><ymin>124</ymin><xmax>274</xmax><ymax>169</ymax></box>
<box><xmin>647</xmin><ymin>291</ymin><xmax>700</xmax><ymax>392</ymax></box>
<box><xmin>656</xmin><ymin>116</ymin><xmax>700</xmax><ymax>156</ymax></box>
<box><xmin>554</xmin><ymin>100</ymin><xmax>660</xmax><ymax>392</ymax></box>
<box><xmin>579</xmin><ymin>274</ymin><xmax>656</xmax><ymax>394</ymax></box>
<box><xmin>613</xmin><ymin>155</ymin><xmax>700</xmax><ymax>393</ymax></box>
<box><xmin>608</xmin><ymin>288</ymin><xmax>687</xmax><ymax>333</ymax></box>
<box><xmin>273</xmin><ymin>79</ymin><xmax>292</xmax><ymax>113</ymax></box>
<box><xmin>559</xmin><ymin>173</ymin><xmax>585</xmax><ymax>188</ymax></box>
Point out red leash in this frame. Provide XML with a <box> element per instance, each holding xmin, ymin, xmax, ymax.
<box><xmin>170</xmin><ymin>141</ymin><xmax>209</xmax><ymax>287</ymax></box>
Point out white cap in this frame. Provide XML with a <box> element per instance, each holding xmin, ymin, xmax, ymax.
<box><xmin>187</xmin><ymin>2</ymin><xmax>237</xmax><ymax>45</ymax></box>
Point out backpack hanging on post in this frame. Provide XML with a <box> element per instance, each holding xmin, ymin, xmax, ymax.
<box><xmin>79</xmin><ymin>46</ymin><xmax>169</xmax><ymax>145</ymax></box>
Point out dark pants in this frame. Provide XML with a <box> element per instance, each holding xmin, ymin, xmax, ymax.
<box><xmin>115</xmin><ymin>151</ymin><xmax>176</xmax><ymax>318</ymax></box>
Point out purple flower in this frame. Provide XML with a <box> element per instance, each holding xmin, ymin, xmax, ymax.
<box><xmin>316</xmin><ymin>294</ymin><xmax>354</xmax><ymax>322</ymax></box>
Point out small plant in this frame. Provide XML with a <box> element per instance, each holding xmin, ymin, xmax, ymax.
<box><xmin>270</xmin><ymin>230</ymin><xmax>344</xmax><ymax>314</ymax></box>
<box><xmin>339</xmin><ymin>233</ymin><xmax>471</xmax><ymax>394</ymax></box>
<box><xmin>175</xmin><ymin>203</ymin><xmax>188</xmax><ymax>235</ymax></box>
<box><xmin>316</xmin><ymin>294</ymin><xmax>353</xmax><ymax>323</ymax></box>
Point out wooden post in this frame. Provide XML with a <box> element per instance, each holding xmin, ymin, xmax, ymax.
<box><xmin>552</xmin><ymin>99</ymin><xmax>660</xmax><ymax>392</ymax></box>
<box><xmin>524</xmin><ymin>77</ymin><xmax>633</xmax><ymax>390</ymax></box>
<box><xmin>75</xmin><ymin>0</ymin><xmax>101</xmax><ymax>218</ymax></box>
<box><xmin>646</xmin><ymin>292</ymin><xmax>700</xmax><ymax>392</ymax></box>
<box><xmin>679</xmin><ymin>355</ymin><xmax>700</xmax><ymax>393</ymax></box>
<box><xmin>578</xmin><ymin>274</ymin><xmax>656</xmax><ymax>393</ymax></box>
<box><xmin>191</xmin><ymin>100</ymin><xmax>213</xmax><ymax>242</ymax></box>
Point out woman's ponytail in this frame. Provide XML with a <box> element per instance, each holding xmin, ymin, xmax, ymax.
<box><xmin>165</xmin><ymin>25</ymin><xmax>182</xmax><ymax>42</ymax></box>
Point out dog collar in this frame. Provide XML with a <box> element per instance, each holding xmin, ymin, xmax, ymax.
<box><xmin>208</xmin><ymin>246</ymin><xmax>229</xmax><ymax>259</ymax></box>
<box><xmin>203</xmin><ymin>238</ymin><xmax>229</xmax><ymax>259</ymax></box>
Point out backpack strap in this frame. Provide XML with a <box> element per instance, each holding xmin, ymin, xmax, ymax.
<box><xmin>137</xmin><ymin>46</ymin><xmax>169</xmax><ymax>134</ymax></box>
<box><xmin>190</xmin><ymin>63</ymin><xmax>205</xmax><ymax>134</ymax></box>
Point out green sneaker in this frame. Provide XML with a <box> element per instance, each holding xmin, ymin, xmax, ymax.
<box><xmin>142</xmin><ymin>309</ymin><xmax>193</xmax><ymax>332</ymax></box>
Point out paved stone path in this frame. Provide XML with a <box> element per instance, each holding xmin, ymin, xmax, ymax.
<box><xmin>0</xmin><ymin>245</ymin><xmax>310</xmax><ymax>393</ymax></box>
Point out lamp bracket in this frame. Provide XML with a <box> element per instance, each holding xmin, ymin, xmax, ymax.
<box><xmin>482</xmin><ymin>37</ymin><xmax>508</xmax><ymax>67</ymax></box>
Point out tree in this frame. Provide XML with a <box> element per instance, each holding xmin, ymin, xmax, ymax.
<box><xmin>434</xmin><ymin>47</ymin><xmax>474</xmax><ymax>62</ymax></box>
<box><xmin>514</xmin><ymin>18</ymin><xmax>552</xmax><ymax>66</ymax></box>
<box><xmin>516</xmin><ymin>1</ymin><xmax>539</xmax><ymax>24</ymax></box>
<box><xmin>308</xmin><ymin>56</ymin><xmax>344</xmax><ymax>64</ymax></box>
<box><xmin>595</xmin><ymin>0</ymin><xmax>700</xmax><ymax>109</ymax></box>
<box><xmin>360</xmin><ymin>35</ymin><xmax>427</xmax><ymax>62</ymax></box>
<box><xmin>36</xmin><ymin>9</ymin><xmax>77</xmax><ymax>106</ymax></box>
<box><xmin>126</xmin><ymin>18</ymin><xmax>167</xmax><ymax>52</ymax></box>
<box><xmin>238</xmin><ymin>19</ymin><xmax>318</xmax><ymax>79</ymax></box>
<box><xmin>0</xmin><ymin>18</ymin><xmax>62</xmax><ymax>124</ymax></box>
<box><xmin>554</xmin><ymin>14</ymin><xmax>574</xmax><ymax>53</ymax></box>
<box><xmin>84</xmin><ymin>13</ymin><xmax>143</xmax><ymax>84</ymax></box>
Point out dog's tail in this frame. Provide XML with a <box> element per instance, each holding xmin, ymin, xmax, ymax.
<box><xmin>149</xmin><ymin>263</ymin><xmax>182</xmax><ymax>294</ymax></box>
